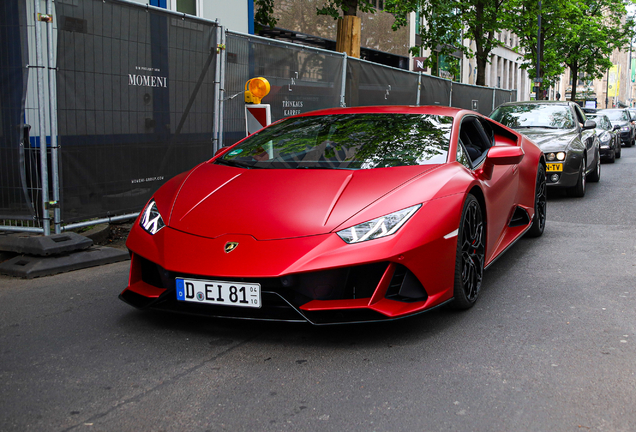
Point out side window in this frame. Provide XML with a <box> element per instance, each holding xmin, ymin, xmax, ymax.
<box><xmin>459</xmin><ymin>117</ymin><xmax>492</xmax><ymax>167</ymax></box>
<box><xmin>573</xmin><ymin>105</ymin><xmax>586</xmax><ymax>126</ymax></box>
<box><xmin>456</xmin><ymin>139</ymin><xmax>471</xmax><ymax>169</ymax></box>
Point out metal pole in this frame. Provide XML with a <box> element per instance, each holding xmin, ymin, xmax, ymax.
<box><xmin>212</xmin><ymin>21</ymin><xmax>222</xmax><ymax>154</ymax></box>
<box><xmin>536</xmin><ymin>0</ymin><xmax>542</xmax><ymax>101</ymax></box>
<box><xmin>340</xmin><ymin>53</ymin><xmax>347</xmax><ymax>107</ymax></box>
<box><xmin>449</xmin><ymin>80</ymin><xmax>453</xmax><ymax>107</ymax></box>
<box><xmin>218</xmin><ymin>27</ymin><xmax>226</xmax><ymax>149</ymax></box>
<box><xmin>33</xmin><ymin>0</ymin><xmax>51</xmax><ymax>236</ymax></box>
<box><xmin>606</xmin><ymin>68</ymin><xmax>609</xmax><ymax>108</ymax></box>
<box><xmin>46</xmin><ymin>0</ymin><xmax>61</xmax><ymax>234</ymax></box>
<box><xmin>416</xmin><ymin>72</ymin><xmax>422</xmax><ymax>106</ymax></box>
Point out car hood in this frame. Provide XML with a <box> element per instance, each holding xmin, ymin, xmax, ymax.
<box><xmin>167</xmin><ymin>163</ymin><xmax>439</xmax><ymax>240</ymax></box>
<box><xmin>608</xmin><ymin>120</ymin><xmax>630</xmax><ymax>128</ymax></box>
<box><xmin>514</xmin><ymin>128</ymin><xmax>576</xmax><ymax>152</ymax></box>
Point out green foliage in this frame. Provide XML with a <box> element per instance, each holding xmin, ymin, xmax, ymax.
<box><xmin>557</xmin><ymin>0</ymin><xmax>634</xmax><ymax>101</ymax></box>
<box><xmin>316</xmin><ymin>0</ymin><xmax>378</xmax><ymax>19</ymax></box>
<box><xmin>504</xmin><ymin>0</ymin><xmax>634</xmax><ymax>99</ymax></box>
<box><xmin>254</xmin><ymin>0</ymin><xmax>278</xmax><ymax>31</ymax></box>
<box><xmin>385</xmin><ymin>0</ymin><xmax>509</xmax><ymax>85</ymax></box>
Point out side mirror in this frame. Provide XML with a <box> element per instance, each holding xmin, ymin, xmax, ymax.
<box><xmin>582</xmin><ymin>120</ymin><xmax>596</xmax><ymax>130</ymax></box>
<box><xmin>613</xmin><ymin>124</ymin><xmax>621</xmax><ymax>131</ymax></box>
<box><xmin>479</xmin><ymin>146</ymin><xmax>525</xmax><ymax>180</ymax></box>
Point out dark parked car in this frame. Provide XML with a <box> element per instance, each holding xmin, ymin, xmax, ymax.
<box><xmin>587</xmin><ymin>114</ymin><xmax>621</xmax><ymax>162</ymax></box>
<box><xmin>490</xmin><ymin>100</ymin><xmax>600</xmax><ymax>197</ymax></box>
<box><xmin>596</xmin><ymin>108</ymin><xmax>635</xmax><ymax>147</ymax></box>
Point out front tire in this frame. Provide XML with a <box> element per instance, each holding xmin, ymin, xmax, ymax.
<box><xmin>587</xmin><ymin>152</ymin><xmax>601</xmax><ymax>182</ymax></box>
<box><xmin>526</xmin><ymin>164</ymin><xmax>547</xmax><ymax>238</ymax></box>
<box><xmin>451</xmin><ymin>194</ymin><xmax>485</xmax><ymax>310</ymax></box>
<box><xmin>566</xmin><ymin>158</ymin><xmax>586</xmax><ymax>198</ymax></box>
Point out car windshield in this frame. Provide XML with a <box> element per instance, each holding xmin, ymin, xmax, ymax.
<box><xmin>490</xmin><ymin>104</ymin><xmax>575</xmax><ymax>129</ymax></box>
<box><xmin>216</xmin><ymin>113</ymin><xmax>453</xmax><ymax>170</ymax></box>
<box><xmin>597</xmin><ymin>110</ymin><xmax>629</xmax><ymax>121</ymax></box>
<box><xmin>588</xmin><ymin>115</ymin><xmax>610</xmax><ymax>130</ymax></box>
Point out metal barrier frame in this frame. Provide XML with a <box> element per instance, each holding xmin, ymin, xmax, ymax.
<box><xmin>1</xmin><ymin>3</ymin><xmax>516</xmax><ymax>236</ymax></box>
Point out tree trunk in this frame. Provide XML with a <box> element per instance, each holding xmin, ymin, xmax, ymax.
<box><xmin>342</xmin><ymin>0</ymin><xmax>358</xmax><ymax>16</ymax></box>
<box><xmin>476</xmin><ymin>53</ymin><xmax>487</xmax><ymax>87</ymax></box>
<box><xmin>569</xmin><ymin>63</ymin><xmax>578</xmax><ymax>102</ymax></box>
<box><xmin>336</xmin><ymin>16</ymin><xmax>361</xmax><ymax>58</ymax></box>
<box><xmin>336</xmin><ymin>0</ymin><xmax>360</xmax><ymax>58</ymax></box>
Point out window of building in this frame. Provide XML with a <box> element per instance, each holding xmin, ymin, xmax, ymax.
<box><xmin>174</xmin><ymin>0</ymin><xmax>197</xmax><ymax>15</ymax></box>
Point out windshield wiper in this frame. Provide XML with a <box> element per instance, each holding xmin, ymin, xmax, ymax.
<box><xmin>295</xmin><ymin>164</ymin><xmax>357</xmax><ymax>170</ymax></box>
<box><xmin>514</xmin><ymin>125</ymin><xmax>559</xmax><ymax>129</ymax></box>
<box><xmin>215</xmin><ymin>158</ymin><xmax>259</xmax><ymax>169</ymax></box>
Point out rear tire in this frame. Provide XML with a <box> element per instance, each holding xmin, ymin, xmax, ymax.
<box><xmin>526</xmin><ymin>164</ymin><xmax>547</xmax><ymax>238</ymax></box>
<box><xmin>450</xmin><ymin>194</ymin><xmax>485</xmax><ymax>310</ymax></box>
<box><xmin>566</xmin><ymin>159</ymin><xmax>586</xmax><ymax>198</ymax></box>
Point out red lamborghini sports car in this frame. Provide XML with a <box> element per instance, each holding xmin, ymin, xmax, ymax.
<box><xmin>120</xmin><ymin>106</ymin><xmax>546</xmax><ymax>324</ymax></box>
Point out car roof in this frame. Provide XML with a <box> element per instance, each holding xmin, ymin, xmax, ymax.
<box><xmin>497</xmin><ymin>100</ymin><xmax>574</xmax><ymax>107</ymax></box>
<box><xmin>292</xmin><ymin>105</ymin><xmax>475</xmax><ymax>121</ymax></box>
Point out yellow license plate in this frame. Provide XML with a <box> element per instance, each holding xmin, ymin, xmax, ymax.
<box><xmin>546</xmin><ymin>163</ymin><xmax>563</xmax><ymax>172</ymax></box>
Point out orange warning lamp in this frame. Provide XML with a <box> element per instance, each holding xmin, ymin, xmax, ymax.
<box><xmin>244</xmin><ymin>77</ymin><xmax>270</xmax><ymax>104</ymax></box>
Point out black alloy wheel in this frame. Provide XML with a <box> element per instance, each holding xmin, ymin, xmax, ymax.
<box><xmin>526</xmin><ymin>164</ymin><xmax>547</xmax><ymax>238</ymax></box>
<box><xmin>451</xmin><ymin>194</ymin><xmax>485</xmax><ymax>309</ymax></box>
<box><xmin>567</xmin><ymin>158</ymin><xmax>586</xmax><ymax>198</ymax></box>
<box><xmin>587</xmin><ymin>151</ymin><xmax>601</xmax><ymax>182</ymax></box>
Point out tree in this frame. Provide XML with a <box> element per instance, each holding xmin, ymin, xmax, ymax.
<box><xmin>385</xmin><ymin>0</ymin><xmax>466</xmax><ymax>77</ymax></box>
<box><xmin>505</xmin><ymin>0</ymin><xmax>633</xmax><ymax>101</ymax></box>
<box><xmin>460</xmin><ymin>0</ymin><xmax>510</xmax><ymax>86</ymax></box>
<box><xmin>503</xmin><ymin>0</ymin><xmax>570</xmax><ymax>99</ymax></box>
<box><xmin>387</xmin><ymin>0</ymin><xmax>511</xmax><ymax>86</ymax></box>
<box><xmin>556</xmin><ymin>0</ymin><xmax>633</xmax><ymax>102</ymax></box>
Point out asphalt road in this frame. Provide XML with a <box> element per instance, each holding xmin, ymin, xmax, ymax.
<box><xmin>1</xmin><ymin>147</ymin><xmax>635</xmax><ymax>432</ymax></box>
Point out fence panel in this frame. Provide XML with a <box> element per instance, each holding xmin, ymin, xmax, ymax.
<box><xmin>0</xmin><ymin>0</ymin><xmax>37</xmax><ymax>221</ymax></box>
<box><xmin>223</xmin><ymin>32</ymin><xmax>344</xmax><ymax>147</ymax></box>
<box><xmin>451</xmin><ymin>83</ymin><xmax>497</xmax><ymax>115</ymax></box>
<box><xmin>494</xmin><ymin>89</ymin><xmax>516</xmax><ymax>112</ymax></box>
<box><xmin>54</xmin><ymin>0</ymin><xmax>218</xmax><ymax>222</ymax></box>
<box><xmin>345</xmin><ymin>57</ymin><xmax>418</xmax><ymax>107</ymax></box>
<box><xmin>420</xmin><ymin>75</ymin><xmax>452</xmax><ymax>107</ymax></box>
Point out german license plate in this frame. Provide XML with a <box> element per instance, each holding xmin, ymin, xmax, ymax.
<box><xmin>176</xmin><ymin>278</ymin><xmax>261</xmax><ymax>308</ymax></box>
<box><xmin>546</xmin><ymin>163</ymin><xmax>563</xmax><ymax>172</ymax></box>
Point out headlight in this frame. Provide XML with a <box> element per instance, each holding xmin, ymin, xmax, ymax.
<box><xmin>337</xmin><ymin>204</ymin><xmax>421</xmax><ymax>244</ymax></box>
<box><xmin>599</xmin><ymin>131</ymin><xmax>611</xmax><ymax>143</ymax></box>
<box><xmin>140</xmin><ymin>200</ymin><xmax>165</xmax><ymax>235</ymax></box>
<box><xmin>546</xmin><ymin>152</ymin><xmax>566</xmax><ymax>161</ymax></box>
<box><xmin>621</xmin><ymin>126</ymin><xmax>630</xmax><ymax>132</ymax></box>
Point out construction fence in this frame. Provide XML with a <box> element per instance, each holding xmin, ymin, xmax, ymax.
<box><xmin>0</xmin><ymin>0</ymin><xmax>516</xmax><ymax>235</ymax></box>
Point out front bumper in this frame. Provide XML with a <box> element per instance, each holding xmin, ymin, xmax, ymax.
<box><xmin>619</xmin><ymin>131</ymin><xmax>632</xmax><ymax>144</ymax></box>
<box><xmin>120</xmin><ymin>253</ymin><xmax>448</xmax><ymax>324</ymax></box>
<box><xmin>120</xmin><ymin>207</ymin><xmax>460</xmax><ymax>324</ymax></box>
<box><xmin>600</xmin><ymin>146</ymin><xmax>614</xmax><ymax>159</ymax></box>
<box><xmin>544</xmin><ymin>152</ymin><xmax>582</xmax><ymax>188</ymax></box>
